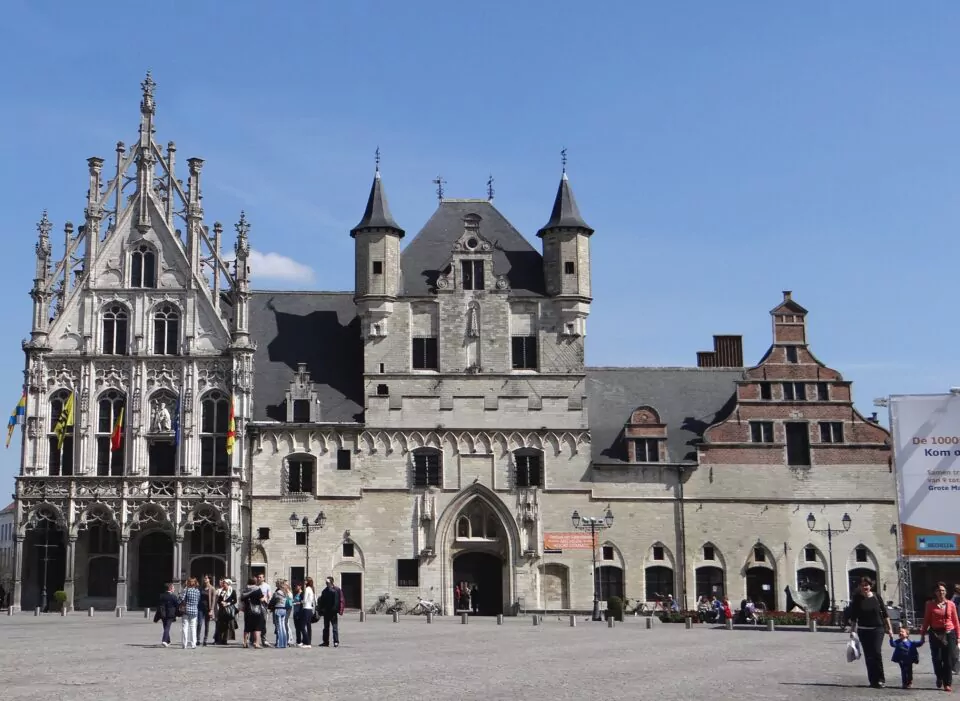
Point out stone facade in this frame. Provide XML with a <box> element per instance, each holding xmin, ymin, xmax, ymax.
<box><xmin>11</xmin><ymin>76</ymin><xmax>897</xmax><ymax>616</ymax></box>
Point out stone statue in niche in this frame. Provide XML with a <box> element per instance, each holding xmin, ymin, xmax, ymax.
<box><xmin>466</xmin><ymin>304</ymin><xmax>480</xmax><ymax>338</ymax></box>
<box><xmin>151</xmin><ymin>398</ymin><xmax>173</xmax><ymax>433</ymax></box>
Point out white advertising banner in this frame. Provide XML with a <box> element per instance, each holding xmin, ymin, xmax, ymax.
<box><xmin>891</xmin><ymin>394</ymin><xmax>960</xmax><ymax>557</ymax></box>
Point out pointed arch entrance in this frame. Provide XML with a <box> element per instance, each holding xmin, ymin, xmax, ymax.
<box><xmin>136</xmin><ymin>531</ymin><xmax>174</xmax><ymax>607</ymax></box>
<box><xmin>437</xmin><ymin>484</ymin><xmax>519</xmax><ymax>616</ymax></box>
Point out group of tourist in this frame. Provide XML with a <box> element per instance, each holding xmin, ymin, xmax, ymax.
<box><xmin>847</xmin><ymin>576</ymin><xmax>960</xmax><ymax>691</ymax></box>
<box><xmin>155</xmin><ymin>573</ymin><xmax>345</xmax><ymax>649</ymax></box>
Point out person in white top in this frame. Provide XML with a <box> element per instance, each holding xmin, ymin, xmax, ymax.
<box><xmin>300</xmin><ymin>576</ymin><xmax>316</xmax><ymax>648</ymax></box>
<box><xmin>257</xmin><ymin>573</ymin><xmax>273</xmax><ymax>647</ymax></box>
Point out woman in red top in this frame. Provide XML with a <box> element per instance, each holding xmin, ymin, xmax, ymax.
<box><xmin>921</xmin><ymin>581</ymin><xmax>960</xmax><ymax>691</ymax></box>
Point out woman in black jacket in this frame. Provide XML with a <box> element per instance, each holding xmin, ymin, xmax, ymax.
<box><xmin>241</xmin><ymin>577</ymin><xmax>265</xmax><ymax>649</ymax></box>
<box><xmin>846</xmin><ymin>576</ymin><xmax>893</xmax><ymax>689</ymax></box>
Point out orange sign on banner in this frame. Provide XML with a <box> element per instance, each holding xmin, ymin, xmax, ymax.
<box><xmin>543</xmin><ymin>532</ymin><xmax>598</xmax><ymax>550</ymax></box>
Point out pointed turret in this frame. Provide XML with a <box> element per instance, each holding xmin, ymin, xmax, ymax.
<box><xmin>537</xmin><ymin>172</ymin><xmax>594</xmax><ymax>236</ymax></box>
<box><xmin>351</xmin><ymin>169</ymin><xmax>404</xmax><ymax>237</ymax></box>
<box><xmin>352</xmin><ymin>151</ymin><xmax>403</xmax><ymax>337</ymax></box>
<box><xmin>538</xmin><ymin>154</ymin><xmax>593</xmax><ymax>309</ymax></box>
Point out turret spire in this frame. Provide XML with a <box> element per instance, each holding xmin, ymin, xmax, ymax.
<box><xmin>538</xmin><ymin>154</ymin><xmax>593</xmax><ymax>236</ymax></box>
<box><xmin>351</xmin><ymin>156</ymin><xmax>404</xmax><ymax>237</ymax></box>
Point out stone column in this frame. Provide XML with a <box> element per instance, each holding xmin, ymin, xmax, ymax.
<box><xmin>173</xmin><ymin>535</ymin><xmax>184</xmax><ymax>590</ymax></box>
<box><xmin>115</xmin><ymin>536</ymin><xmax>129</xmax><ymax>612</ymax></box>
<box><xmin>11</xmin><ymin>535</ymin><xmax>24</xmax><ymax>613</ymax></box>
<box><xmin>64</xmin><ymin>535</ymin><xmax>78</xmax><ymax>612</ymax></box>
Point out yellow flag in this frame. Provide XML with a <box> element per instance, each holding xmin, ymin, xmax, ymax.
<box><xmin>54</xmin><ymin>392</ymin><xmax>75</xmax><ymax>451</ymax></box>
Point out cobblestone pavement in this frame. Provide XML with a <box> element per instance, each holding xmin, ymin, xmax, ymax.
<box><xmin>0</xmin><ymin>613</ymin><xmax>939</xmax><ymax>700</ymax></box>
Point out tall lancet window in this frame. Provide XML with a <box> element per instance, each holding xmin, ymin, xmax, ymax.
<box><xmin>96</xmin><ymin>390</ymin><xmax>126</xmax><ymax>476</ymax></box>
<box><xmin>101</xmin><ymin>304</ymin><xmax>129</xmax><ymax>355</ymax></box>
<box><xmin>153</xmin><ymin>305</ymin><xmax>180</xmax><ymax>355</ymax></box>
<box><xmin>131</xmin><ymin>245</ymin><xmax>157</xmax><ymax>288</ymax></box>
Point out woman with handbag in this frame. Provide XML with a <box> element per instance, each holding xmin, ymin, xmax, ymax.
<box><xmin>846</xmin><ymin>576</ymin><xmax>893</xmax><ymax>689</ymax></box>
<box><xmin>920</xmin><ymin>581</ymin><xmax>960</xmax><ymax>691</ymax></box>
<box><xmin>214</xmin><ymin>578</ymin><xmax>237</xmax><ymax>645</ymax></box>
<box><xmin>241</xmin><ymin>577</ymin><xmax>265</xmax><ymax>649</ymax></box>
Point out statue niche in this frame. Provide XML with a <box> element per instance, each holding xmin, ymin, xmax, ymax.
<box><xmin>151</xmin><ymin>398</ymin><xmax>174</xmax><ymax>434</ymax></box>
<box><xmin>147</xmin><ymin>392</ymin><xmax>178</xmax><ymax>476</ymax></box>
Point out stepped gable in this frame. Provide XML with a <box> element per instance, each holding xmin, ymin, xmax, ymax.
<box><xmin>400</xmin><ymin>200</ymin><xmax>545</xmax><ymax>297</ymax></box>
<box><xmin>249</xmin><ymin>291</ymin><xmax>363</xmax><ymax>423</ymax></box>
<box><xmin>587</xmin><ymin>367</ymin><xmax>742</xmax><ymax>465</ymax></box>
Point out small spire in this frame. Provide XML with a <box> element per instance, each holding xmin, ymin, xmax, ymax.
<box><xmin>351</xmin><ymin>170</ymin><xmax>404</xmax><ymax>238</ymax></box>
<box><xmin>374</xmin><ymin>146</ymin><xmax>381</xmax><ymax>178</ymax></box>
<box><xmin>235</xmin><ymin>211</ymin><xmax>251</xmax><ymax>238</ymax></box>
<box><xmin>37</xmin><ymin>210</ymin><xmax>52</xmax><ymax>239</ymax></box>
<box><xmin>433</xmin><ymin>175</ymin><xmax>446</xmax><ymax>202</ymax></box>
<box><xmin>486</xmin><ymin>175</ymin><xmax>495</xmax><ymax>202</ymax></box>
<box><xmin>537</xmin><ymin>168</ymin><xmax>593</xmax><ymax>237</ymax></box>
<box><xmin>141</xmin><ymin>71</ymin><xmax>156</xmax><ymax>114</ymax></box>
<box><xmin>561</xmin><ymin>147</ymin><xmax>568</xmax><ymax>176</ymax></box>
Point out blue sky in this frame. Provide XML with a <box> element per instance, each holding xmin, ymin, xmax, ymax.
<box><xmin>1</xmin><ymin>1</ymin><xmax>958</xmax><ymax>495</ymax></box>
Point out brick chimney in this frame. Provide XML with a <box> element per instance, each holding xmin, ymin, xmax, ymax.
<box><xmin>697</xmin><ymin>335</ymin><xmax>744</xmax><ymax>368</ymax></box>
<box><xmin>770</xmin><ymin>290</ymin><xmax>808</xmax><ymax>345</ymax></box>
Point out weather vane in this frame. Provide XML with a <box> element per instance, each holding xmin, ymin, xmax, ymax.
<box><xmin>433</xmin><ymin>175</ymin><xmax>446</xmax><ymax>202</ymax></box>
<box><xmin>561</xmin><ymin>148</ymin><xmax>568</xmax><ymax>174</ymax></box>
<box><xmin>486</xmin><ymin>175</ymin><xmax>495</xmax><ymax>202</ymax></box>
<box><xmin>375</xmin><ymin>146</ymin><xmax>381</xmax><ymax>174</ymax></box>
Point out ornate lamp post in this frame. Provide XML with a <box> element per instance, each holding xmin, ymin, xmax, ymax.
<box><xmin>806</xmin><ymin>511</ymin><xmax>852</xmax><ymax>620</ymax></box>
<box><xmin>571</xmin><ymin>506</ymin><xmax>614</xmax><ymax>622</ymax></box>
<box><xmin>289</xmin><ymin>511</ymin><xmax>326</xmax><ymax>581</ymax></box>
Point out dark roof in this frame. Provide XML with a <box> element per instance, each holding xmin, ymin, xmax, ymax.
<box><xmin>586</xmin><ymin>367</ymin><xmax>742</xmax><ymax>465</ymax></box>
<box><xmin>538</xmin><ymin>174</ymin><xmax>593</xmax><ymax>235</ymax></box>
<box><xmin>351</xmin><ymin>172</ymin><xmax>404</xmax><ymax>237</ymax></box>
<box><xmin>400</xmin><ymin>200</ymin><xmax>545</xmax><ymax>297</ymax></box>
<box><xmin>249</xmin><ymin>292</ymin><xmax>364</xmax><ymax>423</ymax></box>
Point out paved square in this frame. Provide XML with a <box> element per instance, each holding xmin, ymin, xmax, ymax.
<box><xmin>0</xmin><ymin>613</ymin><xmax>937</xmax><ymax>699</ymax></box>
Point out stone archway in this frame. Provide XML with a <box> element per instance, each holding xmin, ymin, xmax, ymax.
<box><xmin>135</xmin><ymin>531</ymin><xmax>173</xmax><ymax>608</ymax></box>
<box><xmin>453</xmin><ymin>551</ymin><xmax>504</xmax><ymax>615</ymax></box>
<box><xmin>436</xmin><ymin>484</ymin><xmax>520</xmax><ymax>616</ymax></box>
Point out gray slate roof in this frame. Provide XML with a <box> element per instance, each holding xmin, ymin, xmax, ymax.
<box><xmin>351</xmin><ymin>173</ymin><xmax>404</xmax><ymax>236</ymax></box>
<box><xmin>539</xmin><ymin>174</ymin><xmax>593</xmax><ymax>234</ymax></box>
<box><xmin>400</xmin><ymin>200</ymin><xmax>545</xmax><ymax>297</ymax></box>
<box><xmin>249</xmin><ymin>291</ymin><xmax>364</xmax><ymax>423</ymax></box>
<box><xmin>586</xmin><ymin>367</ymin><xmax>743</xmax><ymax>464</ymax></box>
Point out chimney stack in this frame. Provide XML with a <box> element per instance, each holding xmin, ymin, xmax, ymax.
<box><xmin>697</xmin><ymin>335</ymin><xmax>744</xmax><ymax>368</ymax></box>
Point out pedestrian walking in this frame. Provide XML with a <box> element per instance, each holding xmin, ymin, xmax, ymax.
<box><xmin>178</xmin><ymin>577</ymin><xmax>201</xmax><ymax>649</ymax></box>
<box><xmin>319</xmin><ymin>576</ymin><xmax>341</xmax><ymax>648</ymax></box>
<box><xmin>920</xmin><ymin>581</ymin><xmax>960</xmax><ymax>691</ymax></box>
<box><xmin>846</xmin><ymin>576</ymin><xmax>893</xmax><ymax>689</ymax></box>
<box><xmin>889</xmin><ymin>627</ymin><xmax>924</xmax><ymax>689</ymax></box>
<box><xmin>154</xmin><ymin>582</ymin><xmax>178</xmax><ymax>648</ymax></box>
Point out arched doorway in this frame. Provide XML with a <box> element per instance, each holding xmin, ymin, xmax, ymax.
<box><xmin>794</xmin><ymin>567</ymin><xmax>829</xmax><ymax>612</ymax></box>
<box><xmin>453</xmin><ymin>551</ymin><xmax>503</xmax><ymax>615</ymax></box>
<box><xmin>137</xmin><ymin>531</ymin><xmax>173</xmax><ymax>607</ymax></box>
<box><xmin>695</xmin><ymin>566</ymin><xmax>725</xmax><ymax>599</ymax></box>
<box><xmin>23</xmin><ymin>519</ymin><xmax>66</xmax><ymax>611</ymax></box>
<box><xmin>541</xmin><ymin>564</ymin><xmax>570</xmax><ymax>609</ymax></box>
<box><xmin>746</xmin><ymin>567</ymin><xmax>776</xmax><ymax>610</ymax></box>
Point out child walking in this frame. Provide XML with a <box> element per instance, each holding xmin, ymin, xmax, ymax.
<box><xmin>890</xmin><ymin>627</ymin><xmax>924</xmax><ymax>689</ymax></box>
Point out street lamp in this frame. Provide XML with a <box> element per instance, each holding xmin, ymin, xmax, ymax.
<box><xmin>806</xmin><ymin>512</ymin><xmax>852</xmax><ymax>619</ymax></box>
<box><xmin>289</xmin><ymin>511</ymin><xmax>326</xmax><ymax>580</ymax></box>
<box><xmin>571</xmin><ymin>506</ymin><xmax>615</xmax><ymax>622</ymax></box>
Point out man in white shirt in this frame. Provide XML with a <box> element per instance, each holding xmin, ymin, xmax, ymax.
<box><xmin>257</xmin><ymin>573</ymin><xmax>273</xmax><ymax>647</ymax></box>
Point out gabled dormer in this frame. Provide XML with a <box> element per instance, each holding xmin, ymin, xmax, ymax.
<box><xmin>623</xmin><ymin>406</ymin><xmax>668</xmax><ymax>463</ymax></box>
<box><xmin>284</xmin><ymin>363</ymin><xmax>320</xmax><ymax>423</ymax></box>
<box><xmin>435</xmin><ymin>212</ymin><xmax>510</xmax><ymax>294</ymax></box>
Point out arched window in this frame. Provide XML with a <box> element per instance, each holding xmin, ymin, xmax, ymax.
<box><xmin>130</xmin><ymin>244</ymin><xmax>156</xmax><ymax>288</ymax></box>
<box><xmin>412</xmin><ymin>448</ymin><xmax>441</xmax><ymax>487</ymax></box>
<box><xmin>153</xmin><ymin>305</ymin><xmax>180</xmax><ymax>355</ymax></box>
<box><xmin>48</xmin><ymin>389</ymin><xmax>74</xmax><ymax>476</ymax></box>
<box><xmin>513</xmin><ymin>448</ymin><xmax>543</xmax><ymax>488</ymax></box>
<box><xmin>101</xmin><ymin>304</ymin><xmax>129</xmax><ymax>355</ymax></box>
<box><xmin>96</xmin><ymin>390</ymin><xmax>125</xmax><ymax>476</ymax></box>
<box><xmin>454</xmin><ymin>501</ymin><xmax>500</xmax><ymax>540</ymax></box>
<box><xmin>200</xmin><ymin>391</ymin><xmax>230</xmax><ymax>476</ymax></box>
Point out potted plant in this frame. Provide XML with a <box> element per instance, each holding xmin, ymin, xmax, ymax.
<box><xmin>606</xmin><ymin>596</ymin><xmax>624</xmax><ymax>622</ymax></box>
<box><xmin>52</xmin><ymin>590</ymin><xmax>67</xmax><ymax>612</ymax></box>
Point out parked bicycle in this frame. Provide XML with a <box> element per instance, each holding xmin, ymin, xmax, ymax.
<box><xmin>370</xmin><ymin>593</ymin><xmax>391</xmax><ymax>614</ymax></box>
<box><xmin>386</xmin><ymin>597</ymin><xmax>406</xmax><ymax>614</ymax></box>
<box><xmin>408</xmin><ymin>596</ymin><xmax>441</xmax><ymax>615</ymax></box>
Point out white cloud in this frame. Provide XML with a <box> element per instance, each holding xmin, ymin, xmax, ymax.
<box><xmin>247</xmin><ymin>249</ymin><xmax>315</xmax><ymax>284</ymax></box>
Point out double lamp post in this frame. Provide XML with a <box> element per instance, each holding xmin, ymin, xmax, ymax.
<box><xmin>289</xmin><ymin>511</ymin><xmax>326</xmax><ymax>580</ymax></box>
<box><xmin>571</xmin><ymin>506</ymin><xmax>614</xmax><ymax>622</ymax></box>
<box><xmin>806</xmin><ymin>511</ymin><xmax>852</xmax><ymax>622</ymax></box>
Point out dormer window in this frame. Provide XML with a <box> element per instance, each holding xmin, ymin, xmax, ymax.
<box><xmin>633</xmin><ymin>438</ymin><xmax>660</xmax><ymax>463</ymax></box>
<box><xmin>284</xmin><ymin>363</ymin><xmax>320</xmax><ymax>423</ymax></box>
<box><xmin>461</xmin><ymin>260</ymin><xmax>484</xmax><ymax>290</ymax></box>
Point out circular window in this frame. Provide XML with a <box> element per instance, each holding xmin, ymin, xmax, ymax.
<box><xmin>465</xmin><ymin>237</ymin><xmax>478</xmax><ymax>249</ymax></box>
